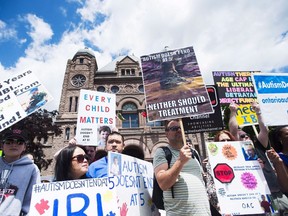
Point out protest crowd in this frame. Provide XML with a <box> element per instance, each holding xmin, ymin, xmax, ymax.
<box><xmin>1</xmin><ymin>107</ymin><xmax>288</xmax><ymax>215</ymax></box>
<box><xmin>1</xmin><ymin>47</ymin><xmax>288</xmax><ymax>216</ymax></box>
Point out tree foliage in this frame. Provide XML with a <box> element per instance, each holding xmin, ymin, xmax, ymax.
<box><xmin>0</xmin><ymin>109</ymin><xmax>62</xmax><ymax>171</ymax></box>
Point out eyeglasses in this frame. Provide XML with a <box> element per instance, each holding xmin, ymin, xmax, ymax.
<box><xmin>166</xmin><ymin>126</ymin><xmax>181</xmax><ymax>131</ymax></box>
<box><xmin>71</xmin><ymin>154</ymin><xmax>89</xmax><ymax>163</ymax></box>
<box><xmin>4</xmin><ymin>138</ymin><xmax>25</xmax><ymax>145</ymax></box>
<box><xmin>240</xmin><ymin>134</ymin><xmax>249</xmax><ymax>139</ymax></box>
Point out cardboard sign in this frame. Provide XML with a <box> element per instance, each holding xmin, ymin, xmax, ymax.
<box><xmin>30</xmin><ymin>178</ymin><xmax>118</xmax><ymax>215</ymax></box>
<box><xmin>206</xmin><ymin>141</ymin><xmax>271</xmax><ymax>215</ymax></box>
<box><xmin>183</xmin><ymin>85</ymin><xmax>224</xmax><ymax>133</ymax></box>
<box><xmin>141</xmin><ymin>46</ymin><xmax>213</xmax><ymax>122</ymax></box>
<box><xmin>108</xmin><ymin>152</ymin><xmax>159</xmax><ymax>216</ymax></box>
<box><xmin>235</xmin><ymin>104</ymin><xmax>259</xmax><ymax>127</ymax></box>
<box><xmin>252</xmin><ymin>73</ymin><xmax>288</xmax><ymax>126</ymax></box>
<box><xmin>0</xmin><ymin>70</ymin><xmax>53</xmax><ymax>132</ymax></box>
<box><xmin>76</xmin><ymin>89</ymin><xmax>116</xmax><ymax>145</ymax></box>
<box><xmin>212</xmin><ymin>71</ymin><xmax>259</xmax><ymax>105</ymax></box>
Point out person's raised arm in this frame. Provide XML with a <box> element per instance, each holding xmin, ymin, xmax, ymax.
<box><xmin>229</xmin><ymin>102</ymin><xmax>239</xmax><ymax>139</ymax></box>
<box><xmin>251</xmin><ymin>102</ymin><xmax>269</xmax><ymax>148</ymax></box>
<box><xmin>155</xmin><ymin>145</ymin><xmax>192</xmax><ymax>191</ymax></box>
<box><xmin>267</xmin><ymin>148</ymin><xmax>288</xmax><ymax>193</ymax></box>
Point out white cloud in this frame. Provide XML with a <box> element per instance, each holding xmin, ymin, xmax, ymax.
<box><xmin>0</xmin><ymin>20</ymin><xmax>17</xmax><ymax>41</ymax></box>
<box><xmin>25</xmin><ymin>14</ymin><xmax>54</xmax><ymax>46</ymax></box>
<box><xmin>1</xmin><ymin>0</ymin><xmax>288</xmax><ymax>111</ymax></box>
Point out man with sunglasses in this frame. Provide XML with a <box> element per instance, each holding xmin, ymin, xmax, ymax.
<box><xmin>0</xmin><ymin>129</ymin><xmax>40</xmax><ymax>216</ymax></box>
<box><xmin>87</xmin><ymin>131</ymin><xmax>125</xmax><ymax>178</ymax></box>
<box><xmin>229</xmin><ymin>102</ymin><xmax>288</xmax><ymax>213</ymax></box>
<box><xmin>153</xmin><ymin>119</ymin><xmax>210</xmax><ymax>215</ymax></box>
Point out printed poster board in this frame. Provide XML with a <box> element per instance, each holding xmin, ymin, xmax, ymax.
<box><xmin>183</xmin><ymin>85</ymin><xmax>224</xmax><ymax>133</ymax></box>
<box><xmin>0</xmin><ymin>70</ymin><xmax>53</xmax><ymax>132</ymax></box>
<box><xmin>206</xmin><ymin>141</ymin><xmax>271</xmax><ymax>215</ymax></box>
<box><xmin>212</xmin><ymin>71</ymin><xmax>259</xmax><ymax>105</ymax></box>
<box><xmin>107</xmin><ymin>152</ymin><xmax>158</xmax><ymax>216</ymax></box>
<box><xmin>140</xmin><ymin>46</ymin><xmax>213</xmax><ymax>122</ymax></box>
<box><xmin>76</xmin><ymin>89</ymin><xmax>116</xmax><ymax>145</ymax></box>
<box><xmin>251</xmin><ymin>73</ymin><xmax>288</xmax><ymax>126</ymax></box>
<box><xmin>30</xmin><ymin>153</ymin><xmax>158</xmax><ymax>216</ymax></box>
<box><xmin>30</xmin><ymin>178</ymin><xmax>118</xmax><ymax>215</ymax></box>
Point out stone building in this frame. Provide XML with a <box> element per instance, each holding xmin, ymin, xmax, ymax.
<box><xmin>42</xmin><ymin>48</ymin><xmax>205</xmax><ymax>176</ymax></box>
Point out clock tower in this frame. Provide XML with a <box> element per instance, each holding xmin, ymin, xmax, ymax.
<box><xmin>52</xmin><ymin>48</ymin><xmax>98</xmax><ymax>152</ymax></box>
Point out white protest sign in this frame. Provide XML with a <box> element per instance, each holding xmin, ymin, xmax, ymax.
<box><xmin>0</xmin><ymin>70</ymin><xmax>53</xmax><ymax>132</ymax></box>
<box><xmin>108</xmin><ymin>152</ymin><xmax>159</xmax><ymax>216</ymax></box>
<box><xmin>76</xmin><ymin>89</ymin><xmax>116</xmax><ymax>145</ymax></box>
<box><xmin>206</xmin><ymin>141</ymin><xmax>271</xmax><ymax>215</ymax></box>
<box><xmin>252</xmin><ymin>73</ymin><xmax>288</xmax><ymax>126</ymax></box>
<box><xmin>30</xmin><ymin>178</ymin><xmax>118</xmax><ymax>216</ymax></box>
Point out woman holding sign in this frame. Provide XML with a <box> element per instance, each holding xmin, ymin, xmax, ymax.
<box><xmin>54</xmin><ymin>145</ymin><xmax>89</xmax><ymax>181</ymax></box>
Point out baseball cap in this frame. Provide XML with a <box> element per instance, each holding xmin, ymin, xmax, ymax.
<box><xmin>29</xmin><ymin>87</ymin><xmax>38</xmax><ymax>94</ymax></box>
<box><xmin>4</xmin><ymin>129</ymin><xmax>28</xmax><ymax>141</ymax></box>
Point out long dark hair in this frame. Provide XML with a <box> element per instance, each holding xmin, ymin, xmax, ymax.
<box><xmin>54</xmin><ymin>145</ymin><xmax>86</xmax><ymax>181</ymax></box>
<box><xmin>270</xmin><ymin>125</ymin><xmax>288</xmax><ymax>152</ymax></box>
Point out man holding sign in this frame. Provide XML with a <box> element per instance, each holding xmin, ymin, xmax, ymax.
<box><xmin>153</xmin><ymin>119</ymin><xmax>210</xmax><ymax>215</ymax></box>
<box><xmin>87</xmin><ymin>131</ymin><xmax>125</xmax><ymax>178</ymax></box>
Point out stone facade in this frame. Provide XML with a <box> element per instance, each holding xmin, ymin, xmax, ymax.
<box><xmin>42</xmin><ymin>48</ymin><xmax>206</xmax><ymax>176</ymax></box>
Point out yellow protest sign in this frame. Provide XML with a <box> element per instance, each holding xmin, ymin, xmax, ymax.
<box><xmin>236</xmin><ymin>104</ymin><xmax>258</xmax><ymax>126</ymax></box>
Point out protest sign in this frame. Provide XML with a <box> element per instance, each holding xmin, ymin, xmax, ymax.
<box><xmin>141</xmin><ymin>46</ymin><xmax>213</xmax><ymax>122</ymax></box>
<box><xmin>206</xmin><ymin>141</ymin><xmax>271</xmax><ymax>215</ymax></box>
<box><xmin>183</xmin><ymin>85</ymin><xmax>224</xmax><ymax>133</ymax></box>
<box><xmin>0</xmin><ymin>70</ymin><xmax>53</xmax><ymax>132</ymax></box>
<box><xmin>213</xmin><ymin>71</ymin><xmax>259</xmax><ymax>105</ymax></box>
<box><xmin>30</xmin><ymin>178</ymin><xmax>118</xmax><ymax>215</ymax></box>
<box><xmin>76</xmin><ymin>89</ymin><xmax>116</xmax><ymax>145</ymax></box>
<box><xmin>252</xmin><ymin>73</ymin><xmax>288</xmax><ymax>126</ymax></box>
<box><xmin>108</xmin><ymin>152</ymin><xmax>158</xmax><ymax>216</ymax></box>
<box><xmin>235</xmin><ymin>104</ymin><xmax>259</xmax><ymax>127</ymax></box>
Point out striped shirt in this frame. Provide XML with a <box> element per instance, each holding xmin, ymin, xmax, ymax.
<box><xmin>153</xmin><ymin>146</ymin><xmax>211</xmax><ymax>216</ymax></box>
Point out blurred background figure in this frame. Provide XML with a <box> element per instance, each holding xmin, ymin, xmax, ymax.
<box><xmin>122</xmin><ymin>145</ymin><xmax>144</xmax><ymax>160</ymax></box>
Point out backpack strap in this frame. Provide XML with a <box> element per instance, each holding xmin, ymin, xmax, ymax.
<box><xmin>191</xmin><ymin>148</ymin><xmax>201</xmax><ymax>165</ymax></box>
<box><xmin>160</xmin><ymin>146</ymin><xmax>174</xmax><ymax>198</ymax></box>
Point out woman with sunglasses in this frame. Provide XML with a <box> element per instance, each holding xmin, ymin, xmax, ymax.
<box><xmin>0</xmin><ymin>129</ymin><xmax>40</xmax><ymax>216</ymax></box>
<box><xmin>54</xmin><ymin>145</ymin><xmax>89</xmax><ymax>181</ymax></box>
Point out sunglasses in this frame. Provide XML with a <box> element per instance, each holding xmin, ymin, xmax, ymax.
<box><xmin>4</xmin><ymin>138</ymin><xmax>25</xmax><ymax>145</ymax></box>
<box><xmin>240</xmin><ymin>134</ymin><xmax>249</xmax><ymax>139</ymax></box>
<box><xmin>166</xmin><ymin>126</ymin><xmax>181</xmax><ymax>131</ymax></box>
<box><xmin>71</xmin><ymin>154</ymin><xmax>89</xmax><ymax>163</ymax></box>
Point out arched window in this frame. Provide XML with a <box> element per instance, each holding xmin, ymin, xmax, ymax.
<box><xmin>65</xmin><ymin>127</ymin><xmax>70</xmax><ymax>140</ymax></box>
<box><xmin>122</xmin><ymin>102</ymin><xmax>139</xmax><ymax>128</ymax></box>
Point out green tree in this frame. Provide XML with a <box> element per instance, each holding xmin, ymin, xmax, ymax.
<box><xmin>0</xmin><ymin>109</ymin><xmax>62</xmax><ymax>171</ymax></box>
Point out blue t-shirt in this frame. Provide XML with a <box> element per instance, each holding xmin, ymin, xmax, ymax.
<box><xmin>87</xmin><ymin>156</ymin><xmax>108</xmax><ymax>178</ymax></box>
<box><xmin>279</xmin><ymin>153</ymin><xmax>288</xmax><ymax>167</ymax></box>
